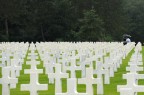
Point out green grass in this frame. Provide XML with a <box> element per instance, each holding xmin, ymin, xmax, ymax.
<box><xmin>0</xmin><ymin>47</ymin><xmax>144</xmax><ymax>95</ymax></box>
<box><xmin>103</xmin><ymin>48</ymin><xmax>134</xmax><ymax>95</ymax></box>
<box><xmin>137</xmin><ymin>47</ymin><xmax>144</xmax><ymax>95</ymax></box>
<box><xmin>0</xmin><ymin>65</ymin><xmax>1</xmax><ymax>95</ymax></box>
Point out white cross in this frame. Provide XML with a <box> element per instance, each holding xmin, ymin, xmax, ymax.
<box><xmin>44</xmin><ymin>60</ymin><xmax>55</xmax><ymax>84</ymax></box>
<box><xmin>9</xmin><ymin>59</ymin><xmax>22</xmax><ymax>88</ymax></box>
<box><xmin>79</xmin><ymin>54</ymin><xmax>86</xmax><ymax>63</ymax></box>
<box><xmin>128</xmin><ymin>61</ymin><xmax>143</xmax><ymax>66</ymax></box>
<box><xmin>79</xmin><ymin>61</ymin><xmax>88</xmax><ymax>78</ymax></box>
<box><xmin>103</xmin><ymin>57</ymin><xmax>114</xmax><ymax>77</ymax></box>
<box><xmin>1</xmin><ymin>52</ymin><xmax>10</xmax><ymax>66</ymax></box>
<box><xmin>117</xmin><ymin>73</ymin><xmax>144</xmax><ymax>95</ymax></box>
<box><xmin>11</xmin><ymin>59</ymin><xmax>22</xmax><ymax>75</ymax></box>
<box><xmin>93</xmin><ymin>61</ymin><xmax>109</xmax><ymax>84</ymax></box>
<box><xmin>41</xmin><ymin>52</ymin><xmax>50</xmax><ymax>61</ymax></box>
<box><xmin>27</xmin><ymin>51</ymin><xmax>38</xmax><ymax>60</ymax></box>
<box><xmin>21</xmin><ymin>73</ymin><xmax>48</xmax><ymax>95</ymax></box>
<box><xmin>18</xmin><ymin>59</ymin><xmax>24</xmax><ymax>67</ymax></box>
<box><xmin>56</xmin><ymin>78</ymin><xmax>88</xmax><ymax>95</ymax></box>
<box><xmin>126</xmin><ymin>64</ymin><xmax>143</xmax><ymax>73</ymax></box>
<box><xmin>78</xmin><ymin>55</ymin><xmax>92</xmax><ymax>78</ymax></box>
<box><xmin>78</xmin><ymin>67</ymin><xmax>103</xmax><ymax>95</ymax></box>
<box><xmin>113</xmin><ymin>56</ymin><xmax>122</xmax><ymax>69</ymax></box>
<box><xmin>48</xmin><ymin>64</ymin><xmax>68</xmax><ymax>93</ymax></box>
<box><xmin>13</xmin><ymin>52</ymin><xmax>23</xmax><ymax>60</ymax></box>
<box><xmin>130</xmin><ymin>54</ymin><xmax>142</xmax><ymax>62</ymax></box>
<box><xmin>57</xmin><ymin>53</ymin><xmax>67</xmax><ymax>63</ymax></box>
<box><xmin>64</xmin><ymin>58</ymin><xmax>81</xmax><ymax>78</ymax></box>
<box><xmin>24</xmin><ymin>60</ymin><xmax>43</xmax><ymax>74</ymax></box>
<box><xmin>0</xmin><ymin>67</ymin><xmax>18</xmax><ymax>95</ymax></box>
<box><xmin>1</xmin><ymin>52</ymin><xmax>7</xmax><ymax>65</ymax></box>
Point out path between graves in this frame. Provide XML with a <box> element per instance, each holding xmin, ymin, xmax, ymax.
<box><xmin>103</xmin><ymin>47</ymin><xmax>134</xmax><ymax>95</ymax></box>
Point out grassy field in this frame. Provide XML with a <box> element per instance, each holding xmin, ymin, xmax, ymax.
<box><xmin>0</xmin><ymin>46</ymin><xmax>143</xmax><ymax>95</ymax></box>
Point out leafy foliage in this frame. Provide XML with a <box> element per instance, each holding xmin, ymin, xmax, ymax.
<box><xmin>0</xmin><ymin>0</ymin><xmax>143</xmax><ymax>42</ymax></box>
<box><xmin>78</xmin><ymin>9</ymin><xmax>105</xmax><ymax>41</ymax></box>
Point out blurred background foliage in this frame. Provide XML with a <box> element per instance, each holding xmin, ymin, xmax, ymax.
<box><xmin>0</xmin><ymin>0</ymin><xmax>143</xmax><ymax>43</ymax></box>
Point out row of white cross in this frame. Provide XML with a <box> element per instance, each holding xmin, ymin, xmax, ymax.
<box><xmin>0</xmin><ymin>42</ymin><xmax>28</xmax><ymax>95</ymax></box>
<box><xmin>117</xmin><ymin>42</ymin><xmax>144</xmax><ymax>95</ymax></box>
<box><xmin>0</xmin><ymin>42</ymin><xmax>136</xmax><ymax>95</ymax></box>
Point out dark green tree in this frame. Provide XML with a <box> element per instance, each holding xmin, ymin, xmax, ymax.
<box><xmin>96</xmin><ymin>0</ymin><xmax>127</xmax><ymax>41</ymax></box>
<box><xmin>0</xmin><ymin>0</ymin><xmax>26</xmax><ymax>41</ymax></box>
<box><xmin>78</xmin><ymin>9</ymin><xmax>105</xmax><ymax>41</ymax></box>
<box><xmin>124</xmin><ymin>0</ymin><xmax>144</xmax><ymax>43</ymax></box>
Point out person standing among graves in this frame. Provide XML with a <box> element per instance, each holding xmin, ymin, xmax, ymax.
<box><xmin>126</xmin><ymin>37</ymin><xmax>131</xmax><ymax>44</ymax></box>
<box><xmin>123</xmin><ymin>34</ymin><xmax>131</xmax><ymax>45</ymax></box>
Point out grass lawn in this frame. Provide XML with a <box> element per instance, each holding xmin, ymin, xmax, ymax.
<box><xmin>0</xmin><ymin>46</ymin><xmax>143</xmax><ymax>95</ymax></box>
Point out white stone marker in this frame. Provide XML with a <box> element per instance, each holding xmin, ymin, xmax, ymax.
<box><xmin>57</xmin><ymin>53</ymin><xmax>67</xmax><ymax>63</ymax></box>
<box><xmin>79</xmin><ymin>61</ymin><xmax>87</xmax><ymax>78</ymax></box>
<box><xmin>10</xmin><ymin>59</ymin><xmax>22</xmax><ymax>77</ymax></box>
<box><xmin>113</xmin><ymin>56</ymin><xmax>122</xmax><ymax>69</ymax></box>
<box><xmin>27</xmin><ymin>52</ymin><xmax>38</xmax><ymax>60</ymax></box>
<box><xmin>21</xmin><ymin>59</ymin><xmax>48</xmax><ymax>95</ymax></box>
<box><xmin>24</xmin><ymin>60</ymin><xmax>43</xmax><ymax>74</ymax></box>
<box><xmin>93</xmin><ymin>61</ymin><xmax>109</xmax><ymax>84</ymax></box>
<box><xmin>0</xmin><ymin>53</ymin><xmax>7</xmax><ymax>67</ymax></box>
<box><xmin>16</xmin><ymin>58</ymin><xmax>24</xmax><ymax>66</ymax></box>
<box><xmin>0</xmin><ymin>67</ymin><xmax>18</xmax><ymax>95</ymax></box>
<box><xmin>128</xmin><ymin>61</ymin><xmax>143</xmax><ymax>66</ymax></box>
<box><xmin>0</xmin><ymin>62</ymin><xmax>5</xmax><ymax>67</ymax></box>
<box><xmin>78</xmin><ymin>67</ymin><xmax>103</xmax><ymax>95</ymax></box>
<box><xmin>15</xmin><ymin>59</ymin><xmax>24</xmax><ymax>76</ymax></box>
<box><xmin>56</xmin><ymin>78</ymin><xmax>88</xmax><ymax>95</ymax></box>
<box><xmin>103</xmin><ymin>57</ymin><xmax>114</xmax><ymax>77</ymax></box>
<box><xmin>44</xmin><ymin>60</ymin><xmax>55</xmax><ymax>84</ymax></box>
<box><xmin>9</xmin><ymin>59</ymin><xmax>22</xmax><ymax>88</ymax></box>
<box><xmin>130</xmin><ymin>54</ymin><xmax>142</xmax><ymax>62</ymax></box>
<box><xmin>79</xmin><ymin>54</ymin><xmax>86</xmax><ymax>63</ymax></box>
<box><xmin>64</xmin><ymin>58</ymin><xmax>81</xmax><ymax>78</ymax></box>
<box><xmin>126</xmin><ymin>64</ymin><xmax>143</xmax><ymax>73</ymax></box>
<box><xmin>78</xmin><ymin>54</ymin><xmax>92</xmax><ymax>78</ymax></box>
<box><xmin>117</xmin><ymin>73</ymin><xmax>144</xmax><ymax>95</ymax></box>
<box><xmin>21</xmin><ymin>73</ymin><xmax>48</xmax><ymax>95</ymax></box>
<box><xmin>1</xmin><ymin>52</ymin><xmax>11</xmax><ymax>66</ymax></box>
<box><xmin>119</xmin><ymin>88</ymin><xmax>133</xmax><ymax>95</ymax></box>
<box><xmin>5</xmin><ymin>53</ymin><xmax>11</xmax><ymax>66</ymax></box>
<box><xmin>48</xmin><ymin>64</ymin><xmax>68</xmax><ymax>93</ymax></box>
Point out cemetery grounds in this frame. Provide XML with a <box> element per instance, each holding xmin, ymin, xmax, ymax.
<box><xmin>0</xmin><ymin>42</ymin><xmax>144</xmax><ymax>95</ymax></box>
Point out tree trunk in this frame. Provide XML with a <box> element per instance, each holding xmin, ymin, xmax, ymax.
<box><xmin>41</xmin><ymin>25</ymin><xmax>45</xmax><ymax>41</ymax></box>
<box><xmin>5</xmin><ymin>18</ymin><xmax>9</xmax><ymax>41</ymax></box>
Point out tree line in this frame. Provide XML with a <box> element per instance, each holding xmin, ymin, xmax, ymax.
<box><xmin>0</xmin><ymin>0</ymin><xmax>144</xmax><ymax>43</ymax></box>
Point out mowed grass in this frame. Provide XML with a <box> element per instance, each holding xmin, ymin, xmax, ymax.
<box><xmin>103</xmin><ymin>48</ymin><xmax>134</xmax><ymax>95</ymax></box>
<box><xmin>137</xmin><ymin>46</ymin><xmax>144</xmax><ymax>95</ymax></box>
<box><xmin>0</xmin><ymin>46</ymin><xmax>143</xmax><ymax>95</ymax></box>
